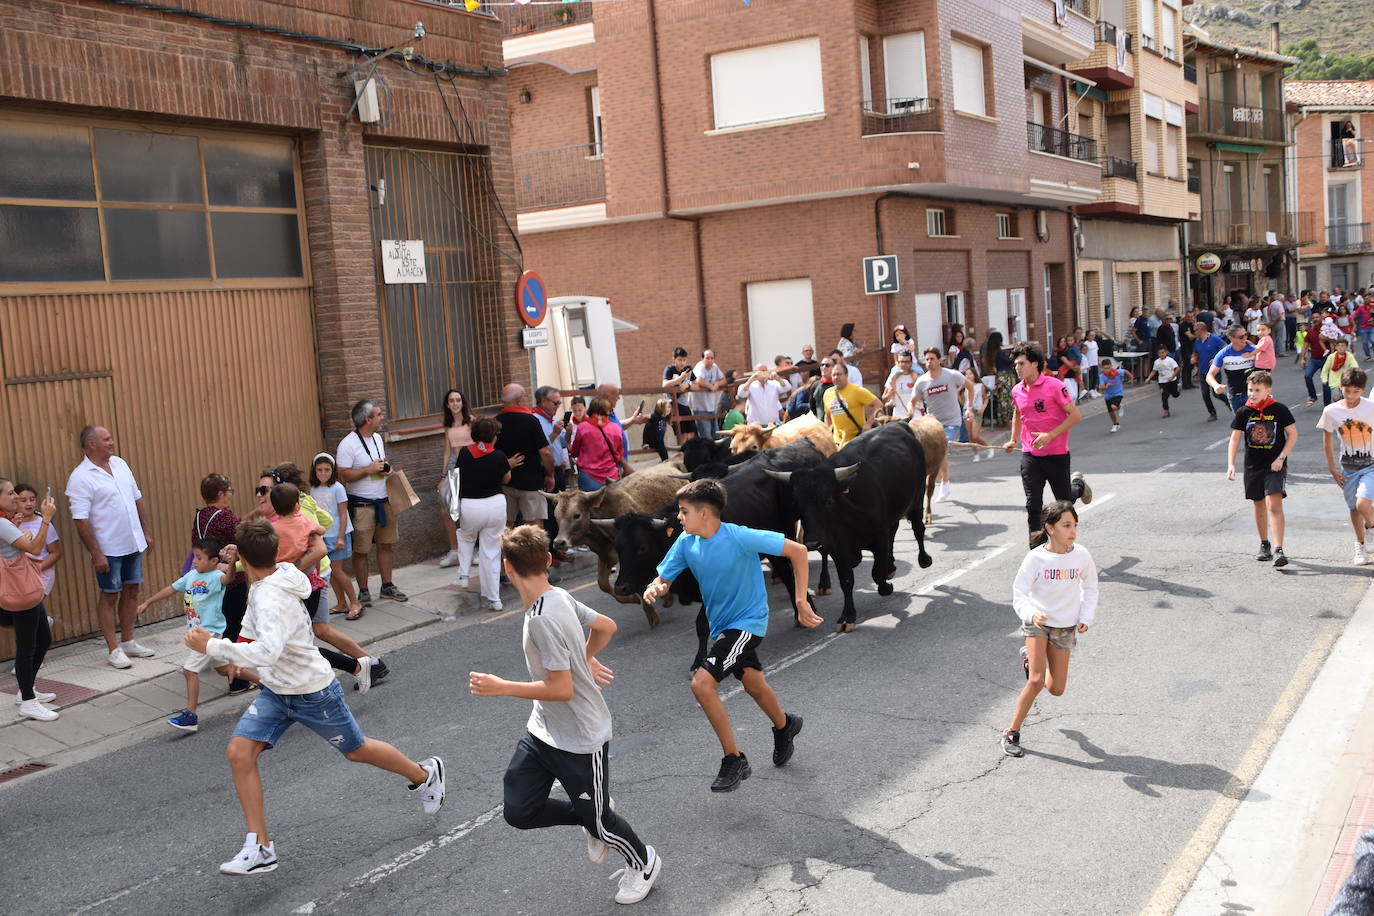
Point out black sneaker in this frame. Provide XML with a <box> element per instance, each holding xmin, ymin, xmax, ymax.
<box><xmin>372</xmin><ymin>658</ymin><xmax>391</xmax><ymax>684</ymax></box>
<box><xmin>358</xmin><ymin>588</ymin><xmax>372</xmax><ymax>607</ymax></box>
<box><xmin>379</xmin><ymin>583</ymin><xmax>408</xmax><ymax>602</ymax></box>
<box><xmin>1273</xmin><ymin>547</ymin><xmax>1289</xmax><ymax>568</ymax></box>
<box><xmin>1001</xmin><ymin>729</ymin><xmax>1024</xmax><ymax>758</ymax></box>
<box><xmin>772</xmin><ymin>714</ymin><xmax>803</xmax><ymax>767</ymax></box>
<box><xmin>227</xmin><ymin>678</ymin><xmax>254</xmax><ymax>696</ymax></box>
<box><xmin>710</xmin><ymin>753</ymin><xmax>752</xmax><ymax>792</ymax></box>
<box><xmin>1256</xmin><ymin>541</ymin><xmax>1273</xmax><ymax>562</ymax></box>
<box><xmin>1072</xmin><ymin>472</ymin><xmax>1092</xmax><ymax>505</ymax></box>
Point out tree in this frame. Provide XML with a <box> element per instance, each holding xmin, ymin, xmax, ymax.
<box><xmin>1283</xmin><ymin>39</ymin><xmax>1374</xmax><ymax>81</ymax></box>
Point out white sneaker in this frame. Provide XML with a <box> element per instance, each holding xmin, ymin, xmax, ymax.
<box><xmin>120</xmin><ymin>640</ymin><xmax>155</xmax><ymax>658</ymax></box>
<box><xmin>1110</xmin><ymin>424</ymin><xmax>1120</xmax><ymax>433</ymax></box>
<box><xmin>1354</xmin><ymin>546</ymin><xmax>1370</xmax><ymax>567</ymax></box>
<box><xmin>613</xmin><ymin>846</ymin><xmax>661</xmax><ymax>904</ymax></box>
<box><xmin>14</xmin><ymin>690</ymin><xmax>56</xmax><ymax>705</ymax></box>
<box><xmin>454</xmin><ymin>575</ymin><xmax>469</xmax><ymax>589</ymax></box>
<box><xmin>586</xmin><ymin>796</ymin><xmax>616</xmax><ymax>864</ymax></box>
<box><xmin>971</xmin><ymin>452</ymin><xmax>980</xmax><ymax>463</ymax></box>
<box><xmin>412</xmin><ymin>756</ymin><xmax>445</xmax><ymax>814</ymax></box>
<box><xmin>487</xmin><ymin>599</ymin><xmax>504</xmax><ymax>612</ymax></box>
<box><xmin>936</xmin><ymin>482</ymin><xmax>950</xmax><ymax>502</ymax></box>
<box><xmin>219</xmin><ymin>834</ymin><xmax>278</xmax><ymax>876</ymax></box>
<box><xmin>355</xmin><ymin>656</ymin><xmax>374</xmax><ymax>695</ymax></box>
<box><xmin>438</xmin><ymin>549</ymin><xmax>460</xmax><ymax>568</ymax></box>
<box><xmin>18</xmin><ymin>699</ymin><xmax>58</xmax><ymax>722</ymax></box>
<box><xmin>108</xmin><ymin>647</ymin><xmax>132</xmax><ymax>669</ymax></box>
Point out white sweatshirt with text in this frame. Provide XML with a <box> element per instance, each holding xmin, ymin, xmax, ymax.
<box><xmin>205</xmin><ymin>563</ymin><xmax>334</xmax><ymax>695</ymax></box>
<box><xmin>1012</xmin><ymin>544</ymin><xmax>1099</xmax><ymax>629</ymax></box>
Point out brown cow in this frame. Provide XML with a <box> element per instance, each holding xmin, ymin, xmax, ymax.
<box><xmin>546</xmin><ymin>460</ymin><xmax>686</xmax><ymax>625</ymax></box>
<box><xmin>728</xmin><ymin>413</ymin><xmax>837</xmax><ymax>457</ymax></box>
<box><xmin>906</xmin><ymin>415</ymin><xmax>948</xmax><ymax>525</ymax></box>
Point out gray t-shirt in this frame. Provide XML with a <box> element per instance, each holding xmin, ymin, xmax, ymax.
<box><xmin>913</xmin><ymin>368</ymin><xmax>966</xmax><ymax>426</ymax></box>
<box><xmin>522</xmin><ymin>587</ymin><xmax>612</xmax><ymax>754</ymax></box>
<box><xmin>0</xmin><ymin>517</ymin><xmax>24</xmax><ymax>561</ymax></box>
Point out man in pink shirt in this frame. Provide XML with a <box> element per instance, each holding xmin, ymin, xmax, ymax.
<box><xmin>1002</xmin><ymin>343</ymin><xmax>1093</xmax><ymax>543</ymax></box>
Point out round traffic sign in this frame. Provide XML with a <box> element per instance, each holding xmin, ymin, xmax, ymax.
<box><xmin>516</xmin><ymin>270</ymin><xmax>548</xmax><ymax>328</ymax></box>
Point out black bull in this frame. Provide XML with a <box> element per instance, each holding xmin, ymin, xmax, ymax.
<box><xmin>764</xmin><ymin>422</ymin><xmax>932</xmax><ymax>632</ymax></box>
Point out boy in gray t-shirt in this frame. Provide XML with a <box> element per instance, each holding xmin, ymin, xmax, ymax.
<box><xmin>470</xmin><ymin>525</ymin><xmax>661</xmax><ymax>906</ymax></box>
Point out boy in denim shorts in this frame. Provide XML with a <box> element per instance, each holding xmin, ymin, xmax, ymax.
<box><xmin>185</xmin><ymin>519</ymin><xmax>444</xmax><ymax>877</ymax></box>
<box><xmin>642</xmin><ymin>479</ymin><xmax>822</xmax><ymax>793</ymax></box>
<box><xmin>1318</xmin><ymin>367</ymin><xmax>1374</xmax><ymax>566</ymax></box>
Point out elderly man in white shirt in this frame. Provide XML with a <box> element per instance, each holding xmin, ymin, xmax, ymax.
<box><xmin>66</xmin><ymin>424</ymin><xmax>156</xmax><ymax>669</ymax></box>
<box><xmin>737</xmin><ymin>363</ymin><xmax>792</xmax><ymax>425</ymax></box>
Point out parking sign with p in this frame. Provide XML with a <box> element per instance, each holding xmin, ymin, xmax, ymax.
<box><xmin>863</xmin><ymin>255</ymin><xmax>899</xmax><ymax>295</ymax></box>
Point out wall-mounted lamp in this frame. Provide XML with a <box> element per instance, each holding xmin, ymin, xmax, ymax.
<box><xmin>518</xmin><ymin>88</ymin><xmax>532</xmax><ymax>104</ymax></box>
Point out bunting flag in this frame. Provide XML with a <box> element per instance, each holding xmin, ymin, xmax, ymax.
<box><xmin>465</xmin><ymin>0</ymin><xmax>480</xmax><ymax>9</ymax></box>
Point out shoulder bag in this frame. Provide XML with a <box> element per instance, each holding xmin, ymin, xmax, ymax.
<box><xmin>0</xmin><ymin>549</ymin><xmax>44</xmax><ymax>612</ymax></box>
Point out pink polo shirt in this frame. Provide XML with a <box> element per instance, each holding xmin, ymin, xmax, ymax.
<box><xmin>1012</xmin><ymin>373</ymin><xmax>1073</xmax><ymax>456</ymax></box>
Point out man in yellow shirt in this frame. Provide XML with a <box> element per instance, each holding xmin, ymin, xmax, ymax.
<box><xmin>822</xmin><ymin>377</ymin><xmax>879</xmax><ymax>447</ymax></box>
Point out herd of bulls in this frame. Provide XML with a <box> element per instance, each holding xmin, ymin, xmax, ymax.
<box><xmin>545</xmin><ymin>413</ymin><xmax>947</xmax><ymax>663</ymax></box>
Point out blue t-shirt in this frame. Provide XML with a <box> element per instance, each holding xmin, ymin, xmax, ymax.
<box><xmin>171</xmin><ymin>568</ymin><xmax>227</xmax><ymax>635</ymax></box>
<box><xmin>1194</xmin><ymin>333</ymin><xmax>1226</xmax><ymax>370</ymax></box>
<box><xmin>1100</xmin><ymin>368</ymin><xmax>1125</xmax><ymax>399</ymax></box>
<box><xmin>1211</xmin><ymin>342</ymin><xmax>1258</xmax><ymax>393</ymax></box>
<box><xmin>657</xmin><ymin>522</ymin><xmax>786</xmax><ymax>639</ymax></box>
<box><xmin>311</xmin><ymin>482</ymin><xmax>350</xmax><ymax>542</ymax></box>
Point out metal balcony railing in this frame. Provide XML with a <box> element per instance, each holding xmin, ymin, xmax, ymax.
<box><xmin>512</xmin><ymin>143</ymin><xmax>605</xmax><ymax>211</ymax></box>
<box><xmin>1328</xmin><ymin>222</ymin><xmax>1372</xmax><ymax>252</ymax></box>
<box><xmin>1094</xmin><ymin>20</ymin><xmax>1132</xmax><ymax>52</ymax></box>
<box><xmin>1027</xmin><ymin>122</ymin><xmax>1098</xmax><ymax>162</ymax></box>
<box><xmin>1103</xmin><ymin>156</ymin><xmax>1138</xmax><ymax>180</ymax></box>
<box><xmin>1065</xmin><ymin>0</ymin><xmax>1092</xmax><ymax>14</ymax></box>
<box><xmin>1184</xmin><ymin>63</ymin><xmax>1197</xmax><ymax>83</ymax></box>
<box><xmin>1188</xmin><ymin>210</ymin><xmax>1318</xmax><ymax>248</ymax></box>
<box><xmin>1186</xmin><ymin>99</ymin><xmax>1285</xmax><ymax>143</ymax></box>
<box><xmin>861</xmin><ymin>98</ymin><xmax>942</xmax><ymax>134</ymax></box>
<box><xmin>1331</xmin><ymin>138</ymin><xmax>1364</xmax><ymax>169</ymax></box>
<box><xmin>500</xmin><ymin>1</ymin><xmax>592</xmax><ymax>37</ymax></box>
<box><xmin>1187</xmin><ymin>174</ymin><xmax>1200</xmax><ymax>193</ymax></box>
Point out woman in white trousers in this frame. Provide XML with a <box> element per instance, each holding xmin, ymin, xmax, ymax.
<box><xmin>453</xmin><ymin>417</ymin><xmax>521</xmax><ymax>611</ymax></box>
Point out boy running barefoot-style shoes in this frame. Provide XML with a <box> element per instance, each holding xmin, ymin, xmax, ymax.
<box><xmin>711</xmin><ymin>752</ymin><xmax>752</xmax><ymax>792</ymax></box>
<box><xmin>1274</xmin><ymin>547</ymin><xmax>1289</xmax><ymax>568</ymax></box>
<box><xmin>411</xmin><ymin>756</ymin><xmax>446</xmax><ymax>814</ymax></box>
<box><xmin>772</xmin><ymin>713</ymin><xmax>803</xmax><ymax>766</ymax></box>
<box><xmin>612</xmin><ymin>846</ymin><xmax>661</xmax><ymax>905</ymax></box>
<box><xmin>220</xmin><ymin>834</ymin><xmax>278</xmax><ymax>876</ymax></box>
<box><xmin>1000</xmin><ymin>729</ymin><xmax>1025</xmax><ymax>758</ymax></box>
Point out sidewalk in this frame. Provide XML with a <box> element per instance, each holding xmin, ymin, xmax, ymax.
<box><xmin>0</xmin><ymin>549</ymin><xmax>602</xmax><ymax>776</ymax></box>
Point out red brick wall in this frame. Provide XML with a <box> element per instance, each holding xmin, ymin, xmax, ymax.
<box><xmin>510</xmin><ymin>66</ymin><xmax>599</xmax><ymax>153</ymax></box>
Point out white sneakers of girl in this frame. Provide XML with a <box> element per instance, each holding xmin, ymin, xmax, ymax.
<box><xmin>13</xmin><ymin>690</ymin><xmax>56</xmax><ymax>705</ymax></box>
<box><xmin>220</xmin><ymin>834</ymin><xmax>278</xmax><ymax>876</ymax></box>
<box><xmin>18</xmin><ymin>699</ymin><xmax>58</xmax><ymax>721</ymax></box>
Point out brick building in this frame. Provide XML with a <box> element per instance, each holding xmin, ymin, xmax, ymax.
<box><xmin>0</xmin><ymin>0</ymin><xmax>520</xmax><ymax>652</ymax></box>
<box><xmin>1289</xmin><ymin>81</ymin><xmax>1374</xmax><ymax>295</ymax></box>
<box><xmin>1068</xmin><ymin>0</ymin><xmax>1199</xmax><ymax>340</ymax></box>
<box><xmin>503</xmin><ymin>0</ymin><xmax>1101</xmax><ymax>392</ymax></box>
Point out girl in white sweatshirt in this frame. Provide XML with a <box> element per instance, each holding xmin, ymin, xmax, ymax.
<box><xmin>1001</xmin><ymin>501</ymin><xmax>1098</xmax><ymax>758</ymax></box>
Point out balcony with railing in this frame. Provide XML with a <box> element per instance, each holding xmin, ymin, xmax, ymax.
<box><xmin>1186</xmin><ymin>99</ymin><xmax>1285</xmax><ymax>143</ymax></box>
<box><xmin>1103</xmin><ymin>155</ymin><xmax>1138</xmax><ymax>180</ymax></box>
<box><xmin>861</xmin><ymin>98</ymin><xmax>942</xmax><ymax>135</ymax></box>
<box><xmin>1188</xmin><ymin>209</ymin><xmax>1318</xmax><ymax>248</ymax></box>
<box><xmin>1331</xmin><ymin>137</ymin><xmax>1364</xmax><ymax>169</ymax></box>
<box><xmin>1184</xmin><ymin>63</ymin><xmax>1197</xmax><ymax>84</ymax></box>
<box><xmin>500</xmin><ymin>1</ymin><xmax>593</xmax><ymax>37</ymax></box>
<box><xmin>1065</xmin><ymin>0</ymin><xmax>1093</xmax><ymax>14</ymax></box>
<box><xmin>512</xmin><ymin>143</ymin><xmax>604</xmax><ymax>211</ymax></box>
<box><xmin>1187</xmin><ymin>174</ymin><xmax>1200</xmax><ymax>194</ymax></box>
<box><xmin>1027</xmin><ymin>122</ymin><xmax>1098</xmax><ymax>163</ymax></box>
<box><xmin>1328</xmin><ymin>222</ymin><xmax>1372</xmax><ymax>253</ymax></box>
<box><xmin>1094</xmin><ymin>21</ymin><xmax>1131</xmax><ymax>52</ymax></box>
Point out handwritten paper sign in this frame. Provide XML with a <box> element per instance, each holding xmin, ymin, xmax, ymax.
<box><xmin>381</xmin><ymin>240</ymin><xmax>427</xmax><ymax>284</ymax></box>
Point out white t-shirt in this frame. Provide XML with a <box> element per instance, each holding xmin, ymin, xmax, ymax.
<box><xmin>1317</xmin><ymin>397</ymin><xmax>1374</xmax><ymax>475</ymax></box>
<box><xmin>1081</xmin><ymin>340</ymin><xmax>1099</xmax><ymax>368</ymax></box>
<box><xmin>690</xmin><ymin>361</ymin><xmax>725</xmax><ymax>415</ymax></box>
<box><xmin>1152</xmin><ymin>356</ymin><xmax>1179</xmax><ymax>384</ymax></box>
<box><xmin>337</xmin><ymin>431</ymin><xmax>388</xmax><ymax>500</ymax></box>
<box><xmin>739</xmin><ymin>377</ymin><xmax>789</xmax><ymax>425</ymax></box>
<box><xmin>66</xmin><ymin>455</ymin><xmax>147</xmax><ymax>556</ymax></box>
<box><xmin>885</xmin><ymin>367</ymin><xmax>920</xmax><ymax>419</ymax></box>
<box><xmin>839</xmin><ymin>364</ymin><xmax>863</xmax><ymax>387</ymax></box>
<box><xmin>1012</xmin><ymin>543</ymin><xmax>1099</xmax><ymax>628</ymax></box>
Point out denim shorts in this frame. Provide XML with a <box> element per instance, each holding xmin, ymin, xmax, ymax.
<box><xmin>231</xmin><ymin>679</ymin><xmax>364</xmax><ymax>754</ymax></box>
<box><xmin>327</xmin><ymin>532</ymin><xmax>352</xmax><ymax>564</ymax></box>
<box><xmin>942</xmin><ymin>424</ymin><xmax>961</xmax><ymax>442</ymax></box>
<box><xmin>95</xmin><ymin>551</ymin><xmax>143</xmax><ymax>593</ymax></box>
<box><xmin>1343</xmin><ymin>466</ymin><xmax>1374</xmax><ymax>510</ymax></box>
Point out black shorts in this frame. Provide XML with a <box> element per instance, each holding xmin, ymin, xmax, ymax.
<box><xmin>1243</xmin><ymin>465</ymin><xmax>1287</xmax><ymax>502</ymax></box>
<box><xmin>672</xmin><ymin>402</ymin><xmax>694</xmax><ymax>435</ymax></box>
<box><xmin>701</xmin><ymin>629</ymin><xmax>764</xmax><ymax>682</ymax></box>
<box><xmin>1106</xmin><ymin>395</ymin><xmax>1123</xmax><ymax>408</ymax></box>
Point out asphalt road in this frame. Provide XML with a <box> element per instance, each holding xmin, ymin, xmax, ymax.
<box><xmin>2</xmin><ymin>362</ymin><xmax>1367</xmax><ymax>916</ymax></box>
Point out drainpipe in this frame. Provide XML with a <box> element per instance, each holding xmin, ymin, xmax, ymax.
<box><xmin>874</xmin><ymin>192</ymin><xmax>906</xmax><ymax>342</ymax></box>
<box><xmin>1178</xmin><ymin>222</ymin><xmax>1191</xmax><ymax>308</ymax></box>
<box><xmin>646</xmin><ymin>0</ymin><xmax>669</xmax><ymax>217</ymax></box>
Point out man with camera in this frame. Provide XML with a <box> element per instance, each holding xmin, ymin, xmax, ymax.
<box><xmin>738</xmin><ymin>362</ymin><xmax>793</xmax><ymax>426</ymax></box>
<box><xmin>337</xmin><ymin>399</ymin><xmax>407</xmax><ymax>606</ymax></box>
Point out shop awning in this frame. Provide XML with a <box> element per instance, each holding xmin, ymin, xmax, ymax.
<box><xmin>1212</xmin><ymin>142</ymin><xmax>1265</xmax><ymax>154</ymax></box>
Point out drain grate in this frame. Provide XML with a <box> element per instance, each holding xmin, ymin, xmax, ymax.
<box><xmin>0</xmin><ymin>761</ymin><xmax>52</xmax><ymax>784</ymax></box>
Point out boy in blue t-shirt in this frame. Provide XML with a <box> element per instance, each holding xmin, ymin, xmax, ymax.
<box><xmin>137</xmin><ymin>537</ymin><xmax>234</xmax><ymax>733</ymax></box>
<box><xmin>1096</xmin><ymin>357</ymin><xmax>1133</xmax><ymax>433</ymax></box>
<box><xmin>643</xmin><ymin>479</ymin><xmax>822</xmax><ymax>793</ymax></box>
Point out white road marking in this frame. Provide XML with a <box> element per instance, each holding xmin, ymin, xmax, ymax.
<box><xmin>1204</xmin><ymin>436</ymin><xmax>1230</xmax><ymax>451</ymax></box>
<box><xmin>1150</xmin><ymin>460</ymin><xmax>1181</xmax><ymax>474</ymax></box>
<box><xmin>292</xmin><ymin>804</ymin><xmax>506</xmax><ymax>914</ymax></box>
<box><xmin>1078</xmin><ymin>492</ymin><xmax>1116</xmax><ymax>513</ymax></box>
<box><xmin>72</xmin><ymin>867</ymin><xmax>181</xmax><ymax>914</ymax></box>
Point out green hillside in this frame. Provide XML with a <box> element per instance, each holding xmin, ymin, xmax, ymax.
<box><xmin>1186</xmin><ymin>0</ymin><xmax>1374</xmax><ymax>60</ymax></box>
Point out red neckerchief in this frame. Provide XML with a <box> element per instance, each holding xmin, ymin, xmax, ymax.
<box><xmin>1331</xmin><ymin>352</ymin><xmax>1350</xmax><ymax>374</ymax></box>
<box><xmin>1245</xmin><ymin>395</ymin><xmax>1275</xmax><ymax>412</ymax></box>
<box><xmin>466</xmin><ymin>442</ymin><xmax>493</xmax><ymax>459</ymax></box>
<box><xmin>585</xmin><ymin>414</ymin><xmax>609</xmax><ymax>428</ymax></box>
<box><xmin>535</xmin><ymin>406</ymin><xmax>556</xmax><ymax>422</ymax></box>
<box><xmin>499</xmin><ymin>405</ymin><xmax>535</xmax><ymax>415</ymax></box>
<box><xmin>1103</xmin><ymin>369</ymin><xmax>1119</xmax><ymax>382</ymax></box>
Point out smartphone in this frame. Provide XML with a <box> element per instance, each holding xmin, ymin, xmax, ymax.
<box><xmin>562</xmin><ymin>411</ymin><xmax>572</xmax><ymax>424</ymax></box>
<box><xmin>636</xmin><ymin>400</ymin><xmax>645</xmax><ymax>414</ymax></box>
<box><xmin>45</xmin><ymin>486</ymin><xmax>51</xmax><ymax>501</ymax></box>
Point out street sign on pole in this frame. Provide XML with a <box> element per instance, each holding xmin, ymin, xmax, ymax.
<box><xmin>521</xmin><ymin>327</ymin><xmax>550</xmax><ymax>348</ymax></box>
<box><xmin>516</xmin><ymin>270</ymin><xmax>549</xmax><ymax>328</ymax></box>
<box><xmin>863</xmin><ymin>255</ymin><xmax>899</xmax><ymax>295</ymax></box>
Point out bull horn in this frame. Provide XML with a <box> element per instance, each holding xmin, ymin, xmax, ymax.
<box><xmin>714</xmin><ymin>431</ymin><xmax>732</xmax><ymax>439</ymax></box>
<box><xmin>590</xmin><ymin>519</ymin><xmax>617</xmax><ymax>530</ymax></box>
<box><xmin>833</xmin><ymin>464</ymin><xmax>861</xmax><ymax>482</ymax></box>
<box><xmin>542</xmin><ymin>491</ymin><xmax>561</xmax><ymax>503</ymax></box>
<box><xmin>763</xmin><ymin>469</ymin><xmax>793</xmax><ymax>483</ymax></box>
<box><xmin>650</xmin><ymin>518</ymin><xmax>669</xmax><ymax>530</ymax></box>
<box><xmin>667</xmin><ymin>472</ymin><xmax>692</xmax><ymax>479</ymax></box>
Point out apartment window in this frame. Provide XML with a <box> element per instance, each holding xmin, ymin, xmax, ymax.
<box><xmin>996</xmin><ymin>213</ymin><xmax>1018</xmax><ymax>238</ymax></box>
<box><xmin>883</xmin><ymin>31</ymin><xmax>928</xmax><ymax>113</ymax></box>
<box><xmin>589</xmin><ymin>87</ymin><xmax>604</xmax><ymax>155</ymax></box>
<box><xmin>0</xmin><ymin>117</ymin><xmax>304</xmax><ymax>285</ymax></box>
<box><xmin>1160</xmin><ymin>4</ymin><xmax>1178</xmax><ymax>60</ymax></box>
<box><xmin>1144</xmin><ymin>117</ymin><xmax>1161</xmax><ymax>174</ymax></box>
<box><xmin>926</xmin><ymin>208</ymin><xmax>953</xmax><ymax>236</ymax></box>
<box><xmin>951</xmin><ymin>39</ymin><xmax>989</xmax><ymax>117</ymax></box>
<box><xmin>944</xmin><ymin>291</ymin><xmax>965</xmax><ymax>328</ymax></box>
<box><xmin>1165</xmin><ymin>125</ymin><xmax>1181</xmax><ymax>177</ymax></box>
<box><xmin>710</xmin><ymin>38</ymin><xmax>825</xmax><ymax>130</ymax></box>
<box><xmin>1140</xmin><ymin>0</ymin><xmax>1157</xmax><ymax>51</ymax></box>
<box><xmin>859</xmin><ymin>36</ymin><xmax>874</xmax><ymax>106</ymax></box>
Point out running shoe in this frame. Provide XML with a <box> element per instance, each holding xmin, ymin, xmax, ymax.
<box><xmin>227</xmin><ymin>679</ymin><xmax>255</xmax><ymax>696</ymax></box>
<box><xmin>1162</xmin><ymin>410</ymin><xmax>1170</xmax><ymax>418</ymax></box>
<box><xmin>358</xmin><ymin>587</ymin><xmax>372</xmax><ymax>607</ymax></box>
<box><xmin>438</xmin><ymin>549</ymin><xmax>460</xmax><ymax>568</ymax></box>
<box><xmin>354</xmin><ymin>656</ymin><xmax>373</xmax><ymax>695</ymax></box>
<box><xmin>13</xmin><ymin>690</ymin><xmax>56</xmax><ymax>705</ymax></box>
<box><xmin>379</xmin><ymin>583</ymin><xmax>408</xmax><ymax>602</ymax></box>
<box><xmin>772</xmin><ymin>714</ymin><xmax>803</xmax><ymax>767</ymax></box>
<box><xmin>371</xmin><ymin>658</ymin><xmax>391</xmax><ymax>684</ymax></box>
<box><xmin>1307</xmin><ymin>397</ymin><xmax>1317</xmax><ymax>406</ymax></box>
<box><xmin>612</xmin><ymin>846</ymin><xmax>661</xmax><ymax>904</ymax></box>
<box><xmin>1256</xmin><ymin>541</ymin><xmax>1273</xmax><ymax>562</ymax></box>
<box><xmin>710</xmin><ymin>753</ymin><xmax>751</xmax><ymax>792</ymax></box>
<box><xmin>1000</xmin><ymin>729</ymin><xmax>1024</xmax><ymax>758</ymax></box>
<box><xmin>1073</xmin><ymin>472</ymin><xmax>1093</xmax><ymax>505</ymax></box>
<box><xmin>585</xmin><ymin>797</ymin><xmax>615</xmax><ymax>864</ymax></box>
<box><xmin>487</xmin><ymin>599</ymin><xmax>504</xmax><ymax>612</ymax></box>
<box><xmin>1019</xmin><ymin>645</ymin><xmax>1029</xmax><ymax>680</ymax></box>
<box><xmin>936</xmin><ymin>481</ymin><xmax>950</xmax><ymax>502</ymax></box>
<box><xmin>219</xmin><ymin>835</ymin><xmax>278</xmax><ymax>876</ymax></box>
<box><xmin>1110</xmin><ymin>424</ymin><xmax>1120</xmax><ymax>433</ymax></box>
<box><xmin>454</xmin><ymin>575</ymin><xmax>469</xmax><ymax>589</ymax></box>
<box><xmin>1207</xmin><ymin>414</ymin><xmax>1218</xmax><ymax>422</ymax></box>
<box><xmin>1273</xmin><ymin>547</ymin><xmax>1289</xmax><ymax>568</ymax></box>
<box><xmin>107</xmin><ymin>647</ymin><xmax>132</xmax><ymax>669</ymax></box>
<box><xmin>18</xmin><ymin>699</ymin><xmax>58</xmax><ymax>722</ymax></box>
<box><xmin>167</xmin><ymin>709</ymin><xmax>199</xmax><ymax>733</ymax></box>
<box><xmin>120</xmin><ymin>640</ymin><xmax>156</xmax><ymax>658</ymax></box>
<box><xmin>1356</xmin><ymin>546</ymin><xmax>1371</xmax><ymax>567</ymax></box>
<box><xmin>411</xmin><ymin>756</ymin><xmax>446</xmax><ymax>814</ymax></box>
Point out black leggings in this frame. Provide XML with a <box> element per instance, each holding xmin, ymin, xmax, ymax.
<box><xmin>304</xmin><ymin>588</ymin><xmax>357</xmax><ymax>675</ymax></box>
<box><xmin>1020</xmin><ymin>452</ymin><xmax>1085</xmax><ymax>533</ymax></box>
<box><xmin>2</xmin><ymin>604</ymin><xmax>52</xmax><ymax>700</ymax></box>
